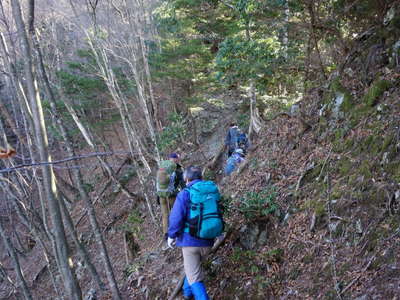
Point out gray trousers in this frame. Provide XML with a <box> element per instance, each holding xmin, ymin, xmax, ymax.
<box><xmin>182</xmin><ymin>246</ymin><xmax>211</xmax><ymax>285</ymax></box>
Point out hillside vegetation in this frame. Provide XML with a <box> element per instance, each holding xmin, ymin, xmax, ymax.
<box><xmin>0</xmin><ymin>0</ymin><xmax>399</xmax><ymax>299</ymax></box>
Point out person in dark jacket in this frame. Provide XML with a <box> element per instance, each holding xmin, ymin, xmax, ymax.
<box><xmin>236</xmin><ymin>129</ymin><xmax>250</xmax><ymax>155</ymax></box>
<box><xmin>170</xmin><ymin>152</ymin><xmax>186</xmax><ymax>196</ymax></box>
<box><xmin>167</xmin><ymin>166</ymin><xmax>213</xmax><ymax>300</ymax></box>
<box><xmin>224</xmin><ymin>123</ymin><xmax>239</xmax><ymax>157</ymax></box>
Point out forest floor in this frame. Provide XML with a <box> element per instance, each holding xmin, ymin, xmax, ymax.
<box><xmin>1</xmin><ymin>73</ymin><xmax>400</xmax><ymax>299</ymax></box>
<box><xmin>118</xmin><ymin>73</ymin><xmax>400</xmax><ymax>299</ymax></box>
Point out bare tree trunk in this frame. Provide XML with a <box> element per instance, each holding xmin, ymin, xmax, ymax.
<box><xmin>58</xmin><ymin>195</ymin><xmax>106</xmax><ymax>290</ymax></box>
<box><xmin>62</xmin><ymin>99</ymin><xmax>137</xmax><ymax>200</ymax></box>
<box><xmin>135</xmin><ymin>0</ymin><xmax>162</xmax><ymax>132</ymax></box>
<box><xmin>283</xmin><ymin>0</ymin><xmax>290</xmax><ymax>61</ymax></box>
<box><xmin>244</xmin><ymin>25</ymin><xmax>263</xmax><ymax>140</ymax></box>
<box><xmin>0</xmin><ymin>31</ymin><xmax>33</xmax><ymax>133</ymax></box>
<box><xmin>3</xmin><ymin>188</ymin><xmax>62</xmax><ymax>298</ymax></box>
<box><xmin>0</xmin><ymin>220</ymin><xmax>32</xmax><ymax>300</ymax></box>
<box><xmin>84</xmin><ymin>38</ymin><xmax>156</xmax><ymax>223</ymax></box>
<box><xmin>11</xmin><ymin>0</ymin><xmax>82</xmax><ymax>298</ymax></box>
<box><xmin>0</xmin><ymin>101</ymin><xmax>25</xmax><ymax>146</ymax></box>
<box><xmin>248</xmin><ymin>81</ymin><xmax>263</xmax><ymax>140</ymax></box>
<box><xmin>33</xmin><ymin>33</ymin><xmax>122</xmax><ymax>295</ymax></box>
<box><xmin>307</xmin><ymin>0</ymin><xmax>327</xmax><ymax>80</ymax></box>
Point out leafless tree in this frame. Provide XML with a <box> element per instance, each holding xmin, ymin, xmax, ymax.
<box><xmin>11</xmin><ymin>0</ymin><xmax>82</xmax><ymax>298</ymax></box>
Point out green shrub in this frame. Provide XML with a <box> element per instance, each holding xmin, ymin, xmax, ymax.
<box><xmin>239</xmin><ymin>187</ymin><xmax>278</xmax><ymax>220</ymax></box>
<box><xmin>157</xmin><ymin>113</ymin><xmax>186</xmax><ymax>152</ymax></box>
<box><xmin>220</xmin><ymin>194</ymin><xmax>233</xmax><ymax>217</ymax></box>
<box><xmin>120</xmin><ymin>210</ymin><xmax>144</xmax><ymax>237</ymax></box>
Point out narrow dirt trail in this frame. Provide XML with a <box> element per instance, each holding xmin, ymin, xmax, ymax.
<box><xmin>119</xmin><ymin>101</ymin><xmax>238</xmax><ymax>299</ymax></box>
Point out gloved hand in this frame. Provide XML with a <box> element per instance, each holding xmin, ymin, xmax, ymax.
<box><xmin>167</xmin><ymin>237</ymin><xmax>176</xmax><ymax>248</ymax></box>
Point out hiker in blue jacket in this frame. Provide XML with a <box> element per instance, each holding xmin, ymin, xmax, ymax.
<box><xmin>236</xmin><ymin>129</ymin><xmax>250</xmax><ymax>155</ymax></box>
<box><xmin>167</xmin><ymin>166</ymin><xmax>216</xmax><ymax>300</ymax></box>
<box><xmin>224</xmin><ymin>148</ymin><xmax>245</xmax><ymax>176</ymax></box>
<box><xmin>225</xmin><ymin>123</ymin><xmax>239</xmax><ymax>157</ymax></box>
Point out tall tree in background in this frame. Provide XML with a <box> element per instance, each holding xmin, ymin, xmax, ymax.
<box><xmin>10</xmin><ymin>0</ymin><xmax>82</xmax><ymax>298</ymax></box>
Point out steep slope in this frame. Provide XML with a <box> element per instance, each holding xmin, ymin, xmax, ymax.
<box><xmin>123</xmin><ymin>71</ymin><xmax>400</xmax><ymax>299</ymax></box>
<box><xmin>211</xmin><ymin>75</ymin><xmax>400</xmax><ymax>298</ymax></box>
<box><xmin>5</xmin><ymin>35</ymin><xmax>399</xmax><ymax>300</ymax></box>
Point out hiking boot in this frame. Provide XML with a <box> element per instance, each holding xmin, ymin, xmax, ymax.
<box><xmin>182</xmin><ymin>277</ymin><xmax>193</xmax><ymax>299</ymax></box>
<box><xmin>191</xmin><ymin>282</ymin><xmax>209</xmax><ymax>300</ymax></box>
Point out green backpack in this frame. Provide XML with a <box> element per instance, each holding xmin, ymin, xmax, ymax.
<box><xmin>156</xmin><ymin>160</ymin><xmax>177</xmax><ymax>197</ymax></box>
<box><xmin>184</xmin><ymin>181</ymin><xmax>224</xmax><ymax>239</ymax></box>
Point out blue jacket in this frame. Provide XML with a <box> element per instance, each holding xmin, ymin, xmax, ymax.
<box><xmin>168</xmin><ymin>179</ymin><xmax>214</xmax><ymax>247</ymax></box>
<box><xmin>224</xmin><ymin>153</ymin><xmax>245</xmax><ymax>176</ymax></box>
<box><xmin>225</xmin><ymin>126</ymin><xmax>239</xmax><ymax>151</ymax></box>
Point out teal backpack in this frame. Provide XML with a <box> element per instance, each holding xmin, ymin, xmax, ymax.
<box><xmin>184</xmin><ymin>181</ymin><xmax>224</xmax><ymax>239</ymax></box>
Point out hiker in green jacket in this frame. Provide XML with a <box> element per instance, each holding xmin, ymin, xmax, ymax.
<box><xmin>156</xmin><ymin>153</ymin><xmax>185</xmax><ymax>238</ymax></box>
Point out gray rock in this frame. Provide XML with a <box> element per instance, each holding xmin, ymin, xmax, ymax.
<box><xmin>318</xmin><ymin>104</ymin><xmax>327</xmax><ymax>117</ymax></box>
<box><xmin>199</xmin><ymin>118</ymin><xmax>219</xmax><ymax>134</ymax></box>
<box><xmin>381</xmin><ymin>152</ymin><xmax>389</xmax><ymax>165</ymax></box>
<box><xmin>219</xmin><ymin>279</ymin><xmax>228</xmax><ymax>289</ymax></box>
<box><xmin>257</xmin><ymin>230</ymin><xmax>268</xmax><ymax>246</ymax></box>
<box><xmin>356</xmin><ymin>219</ymin><xmax>363</xmax><ymax>234</ymax></box>
<box><xmin>283</xmin><ymin>212</ymin><xmax>291</xmax><ymax>224</ymax></box>
<box><xmin>332</xmin><ymin>92</ymin><xmax>345</xmax><ymax>119</ymax></box>
<box><xmin>75</xmin><ymin>260</ymin><xmax>85</xmax><ymax>280</ymax></box>
<box><xmin>392</xmin><ymin>40</ymin><xmax>400</xmax><ymax>66</ymax></box>
<box><xmin>84</xmin><ymin>288</ymin><xmax>96</xmax><ymax>300</ymax></box>
<box><xmin>239</xmin><ymin>223</ymin><xmax>268</xmax><ymax>249</ymax></box>
<box><xmin>211</xmin><ymin>257</ymin><xmax>223</xmax><ymax>266</ymax></box>
<box><xmin>384</xmin><ymin>6</ymin><xmax>396</xmax><ymax>25</ymax></box>
<box><xmin>328</xmin><ymin>221</ymin><xmax>340</xmax><ymax>233</ymax></box>
<box><xmin>290</xmin><ymin>103</ymin><xmax>300</xmax><ymax>116</ymax></box>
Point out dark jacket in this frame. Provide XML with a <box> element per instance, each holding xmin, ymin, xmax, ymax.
<box><xmin>225</xmin><ymin>126</ymin><xmax>239</xmax><ymax>152</ymax></box>
<box><xmin>174</xmin><ymin>163</ymin><xmax>186</xmax><ymax>192</ymax></box>
<box><xmin>168</xmin><ymin>179</ymin><xmax>214</xmax><ymax>247</ymax></box>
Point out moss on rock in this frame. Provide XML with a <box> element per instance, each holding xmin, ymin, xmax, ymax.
<box><xmin>330</xmin><ymin>79</ymin><xmax>353</xmax><ymax>112</ymax></box>
<box><xmin>363</xmin><ymin>79</ymin><xmax>392</xmax><ymax>107</ymax></box>
<box><xmin>303</xmin><ymin>164</ymin><xmax>323</xmax><ymax>183</ymax></box>
<box><xmin>381</xmin><ymin>135</ymin><xmax>394</xmax><ymax>152</ymax></box>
